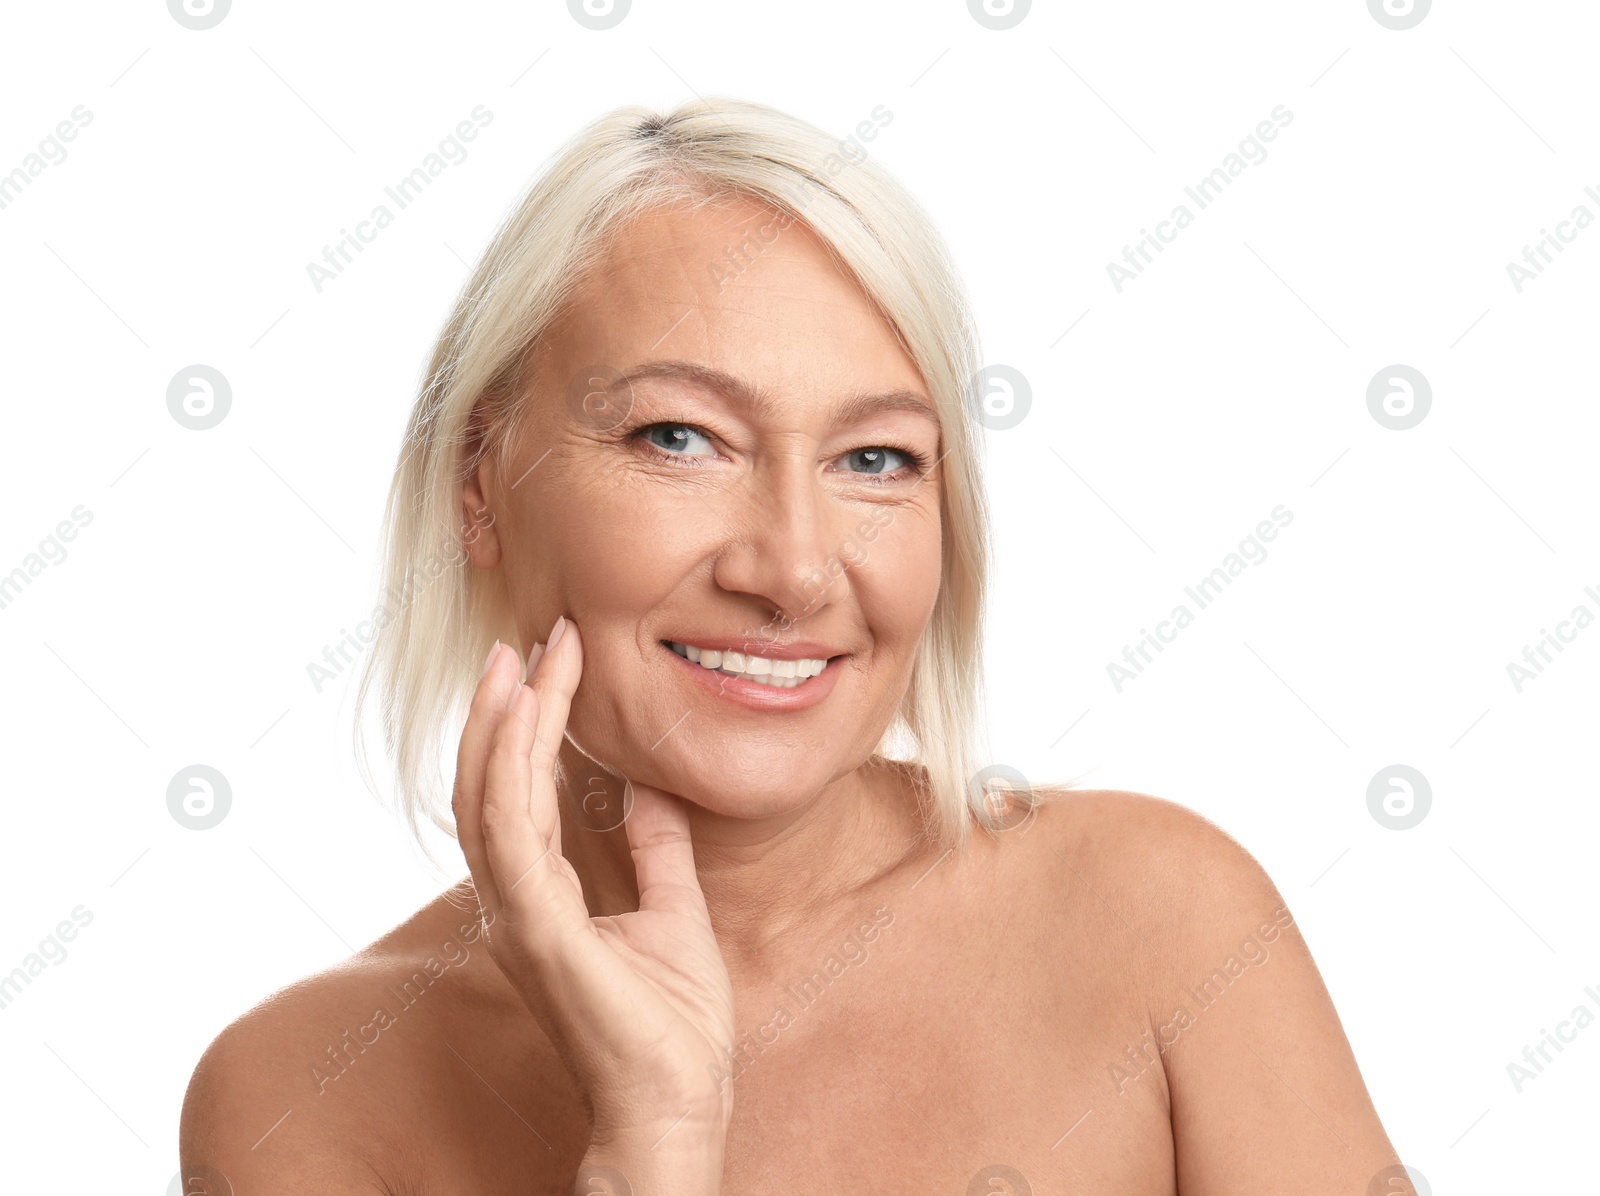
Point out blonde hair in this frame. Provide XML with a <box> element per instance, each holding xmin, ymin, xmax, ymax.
<box><xmin>354</xmin><ymin>95</ymin><xmax>1045</xmax><ymax>864</ymax></box>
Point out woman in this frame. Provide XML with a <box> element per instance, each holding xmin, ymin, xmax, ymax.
<box><xmin>181</xmin><ymin>97</ymin><xmax>1405</xmax><ymax>1194</ymax></box>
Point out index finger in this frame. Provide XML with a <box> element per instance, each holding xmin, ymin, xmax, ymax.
<box><xmin>451</xmin><ymin>640</ymin><xmax>522</xmax><ymax>917</ymax></box>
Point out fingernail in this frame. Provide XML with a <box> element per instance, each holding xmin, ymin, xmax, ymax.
<box><xmin>522</xmin><ymin>643</ymin><xmax>545</xmax><ymax>683</ymax></box>
<box><xmin>481</xmin><ymin>639</ymin><xmax>500</xmax><ymax>677</ymax></box>
<box><xmin>547</xmin><ymin>616</ymin><xmax>567</xmax><ymax>651</ymax></box>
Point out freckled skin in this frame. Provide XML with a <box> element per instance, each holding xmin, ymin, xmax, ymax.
<box><xmin>180</xmin><ymin>198</ymin><xmax>1402</xmax><ymax>1194</ymax></box>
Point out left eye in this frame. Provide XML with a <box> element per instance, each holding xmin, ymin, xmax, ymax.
<box><xmin>841</xmin><ymin>447</ymin><xmax>910</xmax><ymax>475</ymax></box>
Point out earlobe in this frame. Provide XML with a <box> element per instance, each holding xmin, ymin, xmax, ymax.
<box><xmin>460</xmin><ymin>474</ymin><xmax>502</xmax><ymax>567</ymax></box>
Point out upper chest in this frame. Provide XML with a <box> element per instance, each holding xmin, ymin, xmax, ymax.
<box><xmin>709</xmin><ymin>879</ymin><xmax>1176</xmax><ymax>1195</ymax></box>
<box><xmin>376</xmin><ymin>824</ymin><xmax>1178</xmax><ymax>1194</ymax></box>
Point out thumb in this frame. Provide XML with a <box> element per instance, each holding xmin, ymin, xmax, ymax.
<box><xmin>623</xmin><ymin>780</ymin><xmax>707</xmax><ymax>920</ymax></box>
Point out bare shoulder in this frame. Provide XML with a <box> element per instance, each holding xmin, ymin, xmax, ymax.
<box><xmin>1020</xmin><ymin>787</ymin><xmax>1274</xmax><ymax>925</ymax></box>
<box><xmin>1027</xmin><ymin>787</ymin><xmax>1403</xmax><ymax>1191</ymax></box>
<box><xmin>1023</xmin><ymin>785</ymin><xmax>1324</xmax><ymax>1010</ymax></box>
<box><xmin>180</xmin><ymin>952</ymin><xmax>400</xmax><ymax>1192</ymax></box>
<box><xmin>179</xmin><ymin>884</ymin><xmax>504</xmax><ymax>1194</ymax></box>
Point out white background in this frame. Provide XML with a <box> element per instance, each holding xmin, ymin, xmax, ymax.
<box><xmin>1</xmin><ymin>0</ymin><xmax>1594</xmax><ymax>1190</ymax></box>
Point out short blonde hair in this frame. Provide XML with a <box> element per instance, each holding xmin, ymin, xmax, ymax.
<box><xmin>354</xmin><ymin>95</ymin><xmax>1042</xmax><ymax>862</ymax></box>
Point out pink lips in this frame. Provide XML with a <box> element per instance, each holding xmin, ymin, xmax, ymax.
<box><xmin>661</xmin><ymin>640</ymin><xmax>844</xmax><ymax>712</ymax></box>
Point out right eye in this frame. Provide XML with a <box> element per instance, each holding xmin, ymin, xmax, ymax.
<box><xmin>633</xmin><ymin>422</ymin><xmax>719</xmax><ymax>461</ymax></box>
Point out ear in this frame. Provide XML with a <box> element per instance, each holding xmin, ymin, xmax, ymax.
<box><xmin>461</xmin><ymin>455</ymin><xmax>502</xmax><ymax>569</ymax></box>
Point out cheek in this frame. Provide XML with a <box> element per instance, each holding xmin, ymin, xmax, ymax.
<box><xmin>517</xmin><ymin>472</ymin><xmax>700</xmax><ymax>735</ymax></box>
<box><xmin>521</xmin><ymin>467</ymin><xmax>688</xmax><ymax>613</ymax></box>
<box><xmin>849</xmin><ymin>510</ymin><xmax>942</xmax><ymax>640</ymax></box>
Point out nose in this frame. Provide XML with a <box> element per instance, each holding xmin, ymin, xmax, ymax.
<box><xmin>710</xmin><ymin>456</ymin><xmax>849</xmax><ymax>627</ymax></box>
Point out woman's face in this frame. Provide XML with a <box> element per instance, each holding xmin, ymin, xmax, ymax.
<box><xmin>468</xmin><ymin>194</ymin><xmax>944</xmax><ymax>816</ymax></box>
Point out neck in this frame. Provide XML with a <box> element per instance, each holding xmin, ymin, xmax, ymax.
<box><xmin>552</xmin><ymin>737</ymin><xmax>928</xmax><ymax>976</ymax></box>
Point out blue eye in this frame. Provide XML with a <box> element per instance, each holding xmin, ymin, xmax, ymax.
<box><xmin>630</xmin><ymin>421</ymin><xmax>929</xmax><ymax>485</ymax></box>
<box><xmin>639</xmin><ymin>423</ymin><xmax>717</xmax><ymax>457</ymax></box>
<box><xmin>843</xmin><ymin>447</ymin><xmax>910</xmax><ymax>475</ymax></box>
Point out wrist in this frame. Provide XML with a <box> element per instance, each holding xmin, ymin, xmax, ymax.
<box><xmin>590</xmin><ymin>1090</ymin><xmax>733</xmax><ymax>1144</ymax></box>
<box><xmin>580</xmin><ymin>1122</ymin><xmax>727</xmax><ymax>1196</ymax></box>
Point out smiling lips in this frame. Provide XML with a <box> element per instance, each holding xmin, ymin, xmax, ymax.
<box><xmin>664</xmin><ymin>639</ymin><xmax>837</xmax><ymax>689</ymax></box>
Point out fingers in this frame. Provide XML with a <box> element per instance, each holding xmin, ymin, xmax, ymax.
<box><xmin>624</xmin><ymin>780</ymin><xmax>711</xmax><ymax>922</ymax></box>
<box><xmin>525</xmin><ymin>617</ymin><xmax>583</xmax><ymax>847</ymax></box>
<box><xmin>463</xmin><ymin>620</ymin><xmax>707</xmax><ymax>948</ymax></box>
<box><xmin>481</xmin><ymin>680</ymin><xmax>558</xmax><ymax>903</ymax></box>
<box><xmin>452</xmin><ymin>641</ymin><xmax>522</xmax><ymax>919</ymax></box>
<box><xmin>479</xmin><ymin>619</ymin><xmax>595</xmax><ymax>955</ymax></box>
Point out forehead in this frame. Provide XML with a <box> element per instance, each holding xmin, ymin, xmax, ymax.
<box><xmin>546</xmin><ymin>195</ymin><xmax>926</xmax><ymax>406</ymax></box>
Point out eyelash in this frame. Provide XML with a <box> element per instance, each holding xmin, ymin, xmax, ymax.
<box><xmin>626</xmin><ymin>421</ymin><xmax>932</xmax><ymax>484</ymax></box>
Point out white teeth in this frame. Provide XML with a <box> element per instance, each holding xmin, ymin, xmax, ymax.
<box><xmin>667</xmin><ymin>641</ymin><xmax>830</xmax><ymax>686</ymax></box>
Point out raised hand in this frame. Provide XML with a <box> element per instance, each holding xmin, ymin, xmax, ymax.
<box><xmin>452</xmin><ymin>619</ymin><xmax>737</xmax><ymax>1150</ymax></box>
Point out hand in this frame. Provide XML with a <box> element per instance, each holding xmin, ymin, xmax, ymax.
<box><xmin>452</xmin><ymin>618</ymin><xmax>737</xmax><ymax>1140</ymax></box>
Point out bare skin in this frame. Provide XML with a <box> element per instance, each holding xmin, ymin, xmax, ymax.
<box><xmin>181</xmin><ymin>195</ymin><xmax>1404</xmax><ymax>1193</ymax></box>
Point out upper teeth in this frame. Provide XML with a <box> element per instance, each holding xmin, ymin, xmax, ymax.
<box><xmin>667</xmin><ymin>641</ymin><xmax>830</xmax><ymax>688</ymax></box>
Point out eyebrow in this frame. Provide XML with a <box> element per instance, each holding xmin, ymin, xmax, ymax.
<box><xmin>612</xmin><ymin>359</ymin><xmax>941</xmax><ymax>429</ymax></box>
